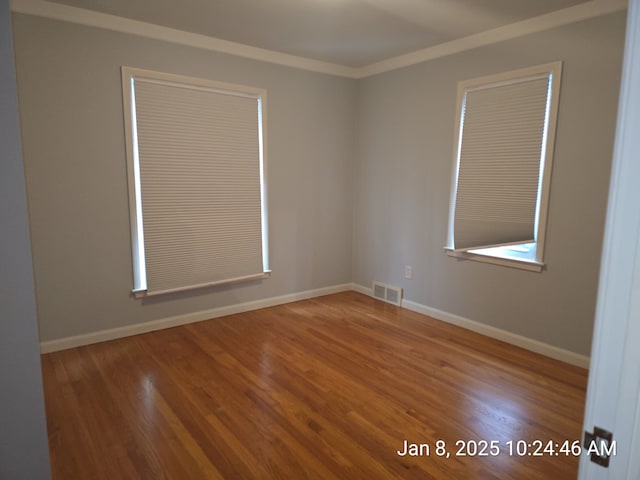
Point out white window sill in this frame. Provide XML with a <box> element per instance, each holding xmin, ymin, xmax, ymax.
<box><xmin>132</xmin><ymin>271</ymin><xmax>272</xmax><ymax>298</ymax></box>
<box><xmin>445</xmin><ymin>248</ymin><xmax>544</xmax><ymax>272</ymax></box>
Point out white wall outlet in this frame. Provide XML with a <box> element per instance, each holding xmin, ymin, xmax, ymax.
<box><xmin>404</xmin><ymin>265</ymin><xmax>412</xmax><ymax>279</ymax></box>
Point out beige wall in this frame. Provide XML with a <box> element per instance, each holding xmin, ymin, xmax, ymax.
<box><xmin>13</xmin><ymin>11</ymin><xmax>626</xmax><ymax>356</ymax></box>
<box><xmin>13</xmin><ymin>14</ymin><xmax>356</xmax><ymax>342</ymax></box>
<box><xmin>353</xmin><ymin>12</ymin><xmax>626</xmax><ymax>356</ymax></box>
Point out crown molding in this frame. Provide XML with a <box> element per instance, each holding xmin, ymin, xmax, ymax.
<box><xmin>360</xmin><ymin>0</ymin><xmax>628</xmax><ymax>77</ymax></box>
<box><xmin>9</xmin><ymin>0</ymin><xmax>360</xmax><ymax>78</ymax></box>
<box><xmin>11</xmin><ymin>0</ymin><xmax>628</xmax><ymax>79</ymax></box>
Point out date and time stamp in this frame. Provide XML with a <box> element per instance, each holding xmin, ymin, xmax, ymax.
<box><xmin>396</xmin><ymin>438</ymin><xmax>617</xmax><ymax>459</ymax></box>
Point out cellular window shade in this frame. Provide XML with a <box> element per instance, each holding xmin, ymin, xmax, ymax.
<box><xmin>133</xmin><ymin>78</ymin><xmax>265</xmax><ymax>295</ymax></box>
<box><xmin>453</xmin><ymin>76</ymin><xmax>550</xmax><ymax>251</ymax></box>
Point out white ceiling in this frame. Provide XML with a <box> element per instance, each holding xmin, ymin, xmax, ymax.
<box><xmin>42</xmin><ymin>0</ymin><xmax>600</xmax><ymax>67</ymax></box>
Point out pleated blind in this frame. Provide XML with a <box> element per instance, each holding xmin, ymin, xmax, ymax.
<box><xmin>452</xmin><ymin>74</ymin><xmax>551</xmax><ymax>251</ymax></box>
<box><xmin>123</xmin><ymin>68</ymin><xmax>268</xmax><ymax>296</ymax></box>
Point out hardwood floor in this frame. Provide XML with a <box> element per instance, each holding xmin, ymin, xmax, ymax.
<box><xmin>41</xmin><ymin>291</ymin><xmax>588</xmax><ymax>479</ymax></box>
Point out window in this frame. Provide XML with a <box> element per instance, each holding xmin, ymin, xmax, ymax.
<box><xmin>446</xmin><ymin>62</ymin><xmax>562</xmax><ymax>272</ymax></box>
<box><xmin>121</xmin><ymin>67</ymin><xmax>269</xmax><ymax>297</ymax></box>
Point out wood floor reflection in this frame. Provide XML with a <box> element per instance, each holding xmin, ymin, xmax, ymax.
<box><xmin>42</xmin><ymin>291</ymin><xmax>588</xmax><ymax>479</ymax></box>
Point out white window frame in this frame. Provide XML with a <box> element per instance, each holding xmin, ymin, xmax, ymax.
<box><xmin>121</xmin><ymin>67</ymin><xmax>270</xmax><ymax>297</ymax></box>
<box><xmin>445</xmin><ymin>62</ymin><xmax>563</xmax><ymax>272</ymax></box>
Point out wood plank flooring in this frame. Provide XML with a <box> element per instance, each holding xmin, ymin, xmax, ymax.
<box><xmin>41</xmin><ymin>291</ymin><xmax>588</xmax><ymax>479</ymax></box>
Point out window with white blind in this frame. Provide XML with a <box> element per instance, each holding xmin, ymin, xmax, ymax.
<box><xmin>121</xmin><ymin>67</ymin><xmax>269</xmax><ymax>297</ymax></box>
<box><xmin>446</xmin><ymin>62</ymin><xmax>562</xmax><ymax>272</ymax></box>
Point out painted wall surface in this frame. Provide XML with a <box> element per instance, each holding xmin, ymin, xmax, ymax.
<box><xmin>353</xmin><ymin>12</ymin><xmax>626</xmax><ymax>356</ymax></box>
<box><xmin>0</xmin><ymin>1</ymin><xmax>51</xmax><ymax>478</ymax></box>
<box><xmin>12</xmin><ymin>10</ymin><xmax>625</xmax><ymax>357</ymax></box>
<box><xmin>12</xmin><ymin>14</ymin><xmax>356</xmax><ymax>342</ymax></box>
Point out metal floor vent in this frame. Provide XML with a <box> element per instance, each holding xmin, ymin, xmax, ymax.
<box><xmin>372</xmin><ymin>281</ymin><xmax>403</xmax><ymax>306</ymax></box>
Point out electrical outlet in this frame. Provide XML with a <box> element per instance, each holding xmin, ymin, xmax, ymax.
<box><xmin>404</xmin><ymin>265</ymin><xmax>412</xmax><ymax>280</ymax></box>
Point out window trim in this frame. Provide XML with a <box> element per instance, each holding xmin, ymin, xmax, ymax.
<box><xmin>121</xmin><ymin>67</ymin><xmax>270</xmax><ymax>297</ymax></box>
<box><xmin>445</xmin><ymin>61</ymin><xmax>563</xmax><ymax>272</ymax></box>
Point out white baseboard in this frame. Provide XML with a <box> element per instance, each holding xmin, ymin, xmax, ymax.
<box><xmin>39</xmin><ymin>283</ymin><xmax>353</xmax><ymax>353</ymax></box>
<box><xmin>400</xmin><ymin>299</ymin><xmax>589</xmax><ymax>369</ymax></box>
<box><xmin>40</xmin><ymin>281</ymin><xmax>590</xmax><ymax>368</ymax></box>
<box><xmin>351</xmin><ymin>283</ymin><xmax>589</xmax><ymax>368</ymax></box>
<box><xmin>350</xmin><ymin>283</ymin><xmax>373</xmax><ymax>296</ymax></box>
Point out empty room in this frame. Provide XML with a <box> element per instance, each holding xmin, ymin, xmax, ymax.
<box><xmin>2</xmin><ymin>0</ymin><xmax>640</xmax><ymax>478</ymax></box>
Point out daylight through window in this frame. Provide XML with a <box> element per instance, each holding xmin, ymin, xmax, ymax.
<box><xmin>121</xmin><ymin>67</ymin><xmax>269</xmax><ymax>296</ymax></box>
<box><xmin>446</xmin><ymin>62</ymin><xmax>562</xmax><ymax>271</ymax></box>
